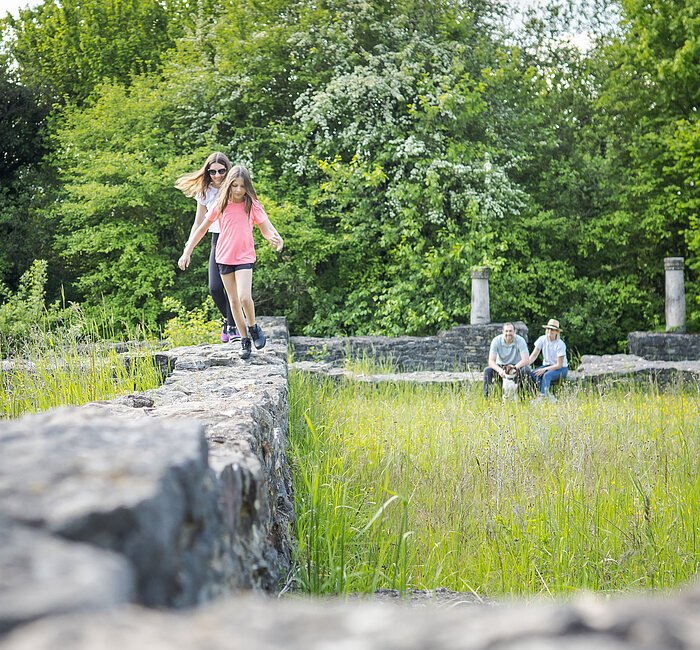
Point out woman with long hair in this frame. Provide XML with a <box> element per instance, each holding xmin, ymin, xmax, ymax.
<box><xmin>175</xmin><ymin>152</ymin><xmax>239</xmax><ymax>342</ymax></box>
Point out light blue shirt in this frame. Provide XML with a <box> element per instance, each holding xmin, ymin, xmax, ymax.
<box><xmin>489</xmin><ymin>334</ymin><xmax>528</xmax><ymax>365</ymax></box>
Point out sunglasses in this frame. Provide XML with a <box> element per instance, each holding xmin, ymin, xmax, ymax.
<box><xmin>208</xmin><ymin>168</ymin><xmax>227</xmax><ymax>176</ymax></box>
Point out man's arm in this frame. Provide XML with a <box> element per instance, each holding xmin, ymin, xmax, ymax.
<box><xmin>514</xmin><ymin>338</ymin><xmax>530</xmax><ymax>370</ymax></box>
<box><xmin>488</xmin><ymin>352</ymin><xmax>505</xmax><ymax>378</ymax></box>
<box><xmin>514</xmin><ymin>350</ymin><xmax>529</xmax><ymax>370</ymax></box>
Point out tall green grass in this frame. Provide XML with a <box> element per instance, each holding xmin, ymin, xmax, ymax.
<box><xmin>288</xmin><ymin>373</ymin><xmax>700</xmax><ymax>598</ymax></box>
<box><xmin>1</xmin><ymin>320</ymin><xmax>163</xmax><ymax>419</ymax></box>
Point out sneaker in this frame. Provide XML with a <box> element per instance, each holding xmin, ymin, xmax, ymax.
<box><xmin>239</xmin><ymin>337</ymin><xmax>252</xmax><ymax>360</ymax></box>
<box><xmin>228</xmin><ymin>325</ymin><xmax>241</xmax><ymax>342</ymax></box>
<box><xmin>220</xmin><ymin>320</ymin><xmax>230</xmax><ymax>343</ymax></box>
<box><xmin>248</xmin><ymin>323</ymin><xmax>267</xmax><ymax>350</ymax></box>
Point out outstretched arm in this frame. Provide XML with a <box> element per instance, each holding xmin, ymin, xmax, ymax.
<box><xmin>178</xmin><ymin>217</ymin><xmax>212</xmax><ymax>270</ymax></box>
<box><xmin>186</xmin><ymin>203</ymin><xmax>208</xmax><ymax>240</ymax></box>
<box><xmin>258</xmin><ymin>218</ymin><xmax>284</xmax><ymax>252</ymax></box>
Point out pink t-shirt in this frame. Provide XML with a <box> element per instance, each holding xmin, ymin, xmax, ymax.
<box><xmin>208</xmin><ymin>199</ymin><xmax>268</xmax><ymax>265</ymax></box>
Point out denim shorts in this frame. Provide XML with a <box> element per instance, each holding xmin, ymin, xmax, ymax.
<box><xmin>218</xmin><ymin>262</ymin><xmax>255</xmax><ymax>275</ymax></box>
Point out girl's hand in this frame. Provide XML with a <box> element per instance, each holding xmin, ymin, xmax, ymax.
<box><xmin>178</xmin><ymin>253</ymin><xmax>191</xmax><ymax>270</ymax></box>
<box><xmin>269</xmin><ymin>233</ymin><xmax>284</xmax><ymax>252</ymax></box>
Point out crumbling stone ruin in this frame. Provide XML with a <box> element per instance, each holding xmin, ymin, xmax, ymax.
<box><xmin>1</xmin><ymin>317</ymin><xmax>698</xmax><ymax>649</ymax></box>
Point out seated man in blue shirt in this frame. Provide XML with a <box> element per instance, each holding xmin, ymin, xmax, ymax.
<box><xmin>483</xmin><ymin>322</ymin><xmax>530</xmax><ymax>398</ymax></box>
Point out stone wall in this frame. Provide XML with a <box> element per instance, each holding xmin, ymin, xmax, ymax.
<box><xmin>628</xmin><ymin>331</ymin><xmax>700</xmax><ymax>361</ymax></box>
<box><xmin>2</xmin><ymin>571</ymin><xmax>699</xmax><ymax>649</ymax></box>
<box><xmin>575</xmin><ymin>353</ymin><xmax>700</xmax><ymax>387</ymax></box>
<box><xmin>290</xmin><ymin>322</ymin><xmax>529</xmax><ymax>371</ymax></box>
<box><xmin>2</xmin><ymin>317</ymin><xmax>700</xmax><ymax>649</ymax></box>
<box><xmin>0</xmin><ymin>316</ymin><xmax>293</xmax><ymax>634</ymax></box>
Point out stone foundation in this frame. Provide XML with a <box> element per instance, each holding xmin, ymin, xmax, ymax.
<box><xmin>628</xmin><ymin>331</ymin><xmax>700</xmax><ymax>361</ymax></box>
<box><xmin>290</xmin><ymin>322</ymin><xmax>529</xmax><ymax>371</ymax></box>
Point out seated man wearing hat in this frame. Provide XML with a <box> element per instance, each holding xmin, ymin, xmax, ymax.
<box><xmin>528</xmin><ymin>318</ymin><xmax>568</xmax><ymax>401</ymax></box>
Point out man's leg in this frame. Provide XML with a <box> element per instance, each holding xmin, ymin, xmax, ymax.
<box><xmin>483</xmin><ymin>367</ymin><xmax>499</xmax><ymax>398</ymax></box>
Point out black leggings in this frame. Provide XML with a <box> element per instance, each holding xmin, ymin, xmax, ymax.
<box><xmin>209</xmin><ymin>233</ymin><xmax>232</xmax><ymax>323</ymax></box>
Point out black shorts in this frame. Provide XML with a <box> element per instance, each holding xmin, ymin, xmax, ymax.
<box><xmin>218</xmin><ymin>262</ymin><xmax>255</xmax><ymax>275</ymax></box>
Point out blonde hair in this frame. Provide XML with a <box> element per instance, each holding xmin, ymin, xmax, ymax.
<box><xmin>174</xmin><ymin>152</ymin><xmax>231</xmax><ymax>199</ymax></box>
<box><xmin>213</xmin><ymin>164</ymin><xmax>258</xmax><ymax>219</ymax></box>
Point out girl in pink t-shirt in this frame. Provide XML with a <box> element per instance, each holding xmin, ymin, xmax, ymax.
<box><xmin>178</xmin><ymin>165</ymin><xmax>283</xmax><ymax>360</ymax></box>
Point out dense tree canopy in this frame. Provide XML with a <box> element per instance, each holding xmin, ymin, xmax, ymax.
<box><xmin>0</xmin><ymin>0</ymin><xmax>696</xmax><ymax>353</ymax></box>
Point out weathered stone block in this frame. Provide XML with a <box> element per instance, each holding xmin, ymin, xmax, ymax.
<box><xmin>2</xmin><ymin>582</ymin><xmax>700</xmax><ymax>650</ymax></box>
<box><xmin>628</xmin><ymin>331</ymin><xmax>700</xmax><ymax>361</ymax></box>
<box><xmin>0</xmin><ymin>520</ymin><xmax>134</xmax><ymax>635</ymax></box>
<box><xmin>0</xmin><ymin>316</ymin><xmax>293</xmax><ymax>631</ymax></box>
<box><xmin>0</xmin><ymin>407</ymin><xmax>217</xmax><ymax>608</ymax></box>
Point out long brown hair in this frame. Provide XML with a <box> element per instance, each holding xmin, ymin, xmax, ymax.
<box><xmin>174</xmin><ymin>152</ymin><xmax>231</xmax><ymax>198</ymax></box>
<box><xmin>213</xmin><ymin>164</ymin><xmax>259</xmax><ymax>219</ymax></box>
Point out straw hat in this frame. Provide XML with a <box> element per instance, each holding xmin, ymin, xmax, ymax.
<box><xmin>543</xmin><ymin>318</ymin><xmax>561</xmax><ymax>331</ymax></box>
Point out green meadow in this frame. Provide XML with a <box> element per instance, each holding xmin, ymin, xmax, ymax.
<box><xmin>1</xmin><ymin>331</ymin><xmax>163</xmax><ymax>419</ymax></box>
<box><xmin>288</xmin><ymin>372</ymin><xmax>700</xmax><ymax>598</ymax></box>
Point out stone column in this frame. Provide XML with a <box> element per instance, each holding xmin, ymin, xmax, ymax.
<box><xmin>664</xmin><ymin>257</ymin><xmax>686</xmax><ymax>332</ymax></box>
<box><xmin>470</xmin><ymin>266</ymin><xmax>490</xmax><ymax>325</ymax></box>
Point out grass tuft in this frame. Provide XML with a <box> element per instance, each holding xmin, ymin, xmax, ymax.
<box><xmin>1</xmin><ymin>315</ymin><xmax>163</xmax><ymax>419</ymax></box>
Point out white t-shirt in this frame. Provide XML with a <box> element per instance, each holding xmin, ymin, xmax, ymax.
<box><xmin>196</xmin><ymin>186</ymin><xmax>220</xmax><ymax>234</ymax></box>
<box><xmin>533</xmin><ymin>335</ymin><xmax>568</xmax><ymax>368</ymax></box>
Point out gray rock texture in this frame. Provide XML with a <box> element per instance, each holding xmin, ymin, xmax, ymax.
<box><xmin>628</xmin><ymin>331</ymin><xmax>700</xmax><ymax>361</ymax></box>
<box><xmin>2</xmin><ymin>316</ymin><xmax>699</xmax><ymax>649</ymax></box>
<box><xmin>2</xmin><ymin>583</ymin><xmax>700</xmax><ymax>650</ymax></box>
<box><xmin>0</xmin><ymin>409</ymin><xmax>214</xmax><ymax>610</ymax></box>
<box><xmin>0</xmin><ymin>521</ymin><xmax>134</xmax><ymax>636</ymax></box>
<box><xmin>290</xmin><ymin>361</ymin><xmax>482</xmax><ymax>385</ymax></box>
<box><xmin>574</xmin><ymin>353</ymin><xmax>700</xmax><ymax>386</ymax></box>
<box><xmin>0</xmin><ymin>316</ymin><xmax>292</xmax><ymax>633</ymax></box>
<box><xmin>291</xmin><ymin>355</ymin><xmax>700</xmax><ymax>389</ymax></box>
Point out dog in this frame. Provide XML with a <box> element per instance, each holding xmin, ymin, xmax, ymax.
<box><xmin>501</xmin><ymin>364</ymin><xmax>519</xmax><ymax>403</ymax></box>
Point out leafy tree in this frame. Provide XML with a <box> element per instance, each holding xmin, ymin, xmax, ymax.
<box><xmin>257</xmin><ymin>0</ymin><xmax>522</xmax><ymax>335</ymax></box>
<box><xmin>0</xmin><ymin>49</ymin><xmax>54</xmax><ymax>295</ymax></box>
<box><xmin>597</xmin><ymin>0</ymin><xmax>699</xmax><ymax>329</ymax></box>
<box><xmin>0</xmin><ymin>69</ymin><xmax>47</xmax><ymax>179</ymax></box>
<box><xmin>48</xmin><ymin>77</ymin><xmax>198</xmax><ymax>329</ymax></box>
<box><xmin>3</xmin><ymin>0</ymin><xmax>696</xmax><ymax>352</ymax></box>
<box><xmin>4</xmin><ymin>0</ymin><xmax>187</xmax><ymax>105</ymax></box>
<box><xmin>46</xmin><ymin>56</ymin><xmax>328</xmax><ymax>332</ymax></box>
